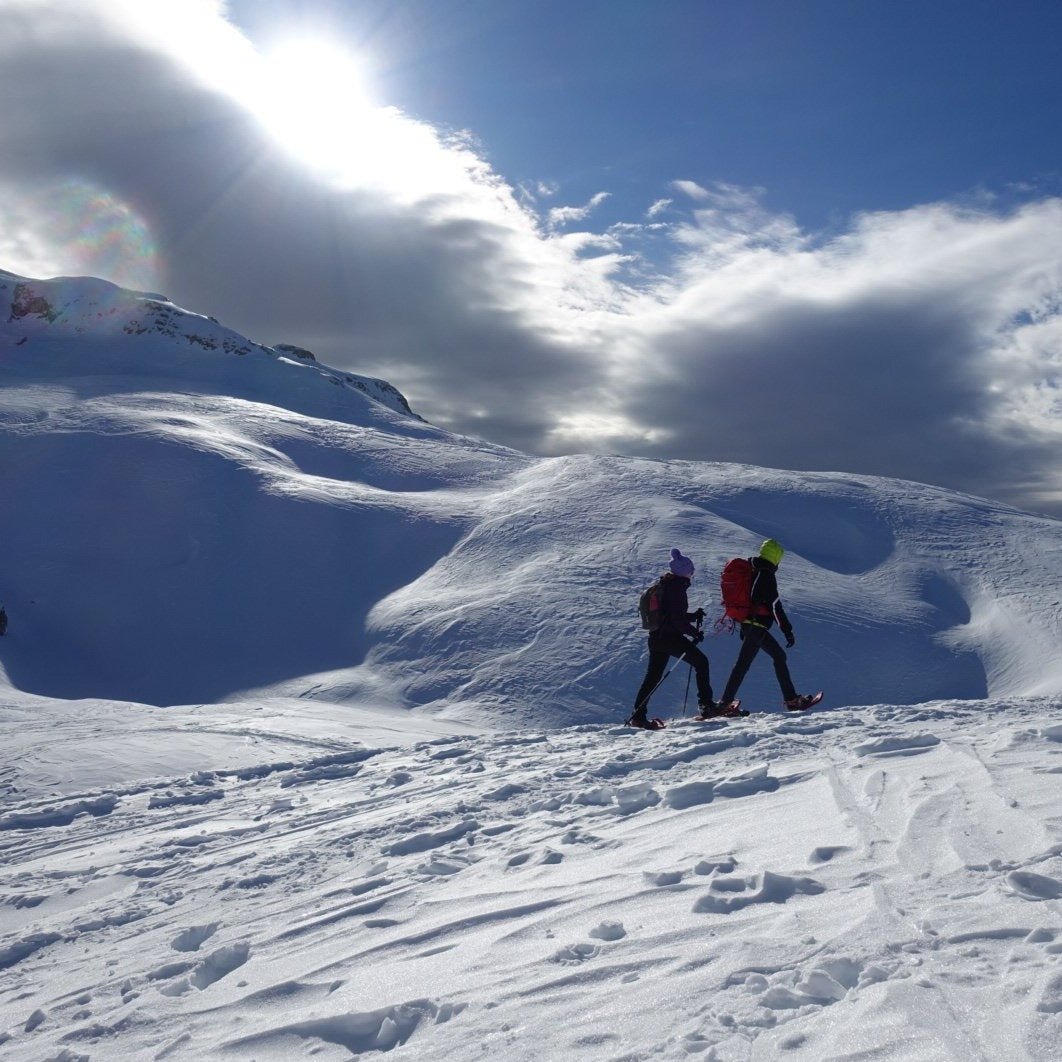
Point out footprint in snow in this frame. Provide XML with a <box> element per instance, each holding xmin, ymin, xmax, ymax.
<box><xmin>693</xmin><ymin>870</ymin><xmax>824</xmax><ymax>914</ymax></box>
<box><xmin>589</xmin><ymin>920</ymin><xmax>626</xmax><ymax>942</ymax></box>
<box><xmin>0</xmin><ymin>794</ymin><xmax>119</xmax><ymax>830</ymax></box>
<box><xmin>148</xmin><ymin>788</ymin><xmax>224</xmax><ymax>810</ymax></box>
<box><xmin>382</xmin><ymin>818</ymin><xmax>478</xmax><ymax>857</ymax></box>
<box><xmin>1025</xmin><ymin>927</ymin><xmax>1056</xmax><ymax>944</ymax></box>
<box><xmin>613</xmin><ymin>782</ymin><xmax>660</xmax><ymax>815</ymax></box>
<box><xmin>0</xmin><ymin>931</ymin><xmax>63</xmax><ymax>971</ymax></box>
<box><xmin>644</xmin><ymin>870</ymin><xmax>684</xmax><ymax>886</ymax></box>
<box><xmin>809</xmin><ymin>845</ymin><xmax>853</xmax><ymax>865</ymax></box>
<box><xmin>155</xmin><ymin>941</ymin><xmax>252</xmax><ymax>996</ymax></box>
<box><xmin>1006</xmin><ymin>870</ymin><xmax>1062</xmax><ymax>901</ymax></box>
<box><xmin>854</xmin><ymin>733</ymin><xmax>941</xmax><ymax>758</ymax></box>
<box><xmin>507</xmin><ymin>848</ymin><xmax>564</xmax><ymax>868</ymax></box>
<box><xmin>416</xmin><ymin>857</ymin><xmax>467</xmax><ymax>877</ymax></box>
<box><xmin>1038</xmin><ymin>972</ymin><xmax>1062</xmax><ymax>1014</ymax></box>
<box><xmin>553</xmin><ymin>942</ymin><xmax>600</xmax><ymax>965</ymax></box>
<box><xmin>148</xmin><ymin>959</ymin><xmax>197</xmax><ymax>983</ymax></box>
<box><xmin>224</xmin><ymin>998</ymin><xmax>465</xmax><ymax>1055</ymax></box>
<box><xmin>171</xmin><ymin>922</ymin><xmax>219</xmax><ymax>953</ymax></box>
<box><xmin>694</xmin><ymin>857</ymin><xmax>737</xmax><ymax>875</ymax></box>
<box><xmin>731</xmin><ymin>956</ymin><xmax>879</xmax><ymax>1012</ymax></box>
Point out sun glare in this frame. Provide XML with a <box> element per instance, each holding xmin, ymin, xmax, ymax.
<box><xmin>162</xmin><ymin>19</ymin><xmax>489</xmax><ymax>205</ymax></box>
<box><xmin>247</xmin><ymin>39</ymin><xmax>373</xmax><ymax>175</ymax></box>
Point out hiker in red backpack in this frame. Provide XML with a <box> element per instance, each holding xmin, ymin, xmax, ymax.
<box><xmin>711</xmin><ymin>539</ymin><xmax>818</xmax><ymax>715</ymax></box>
<box><xmin>628</xmin><ymin>548</ymin><xmax>715</xmax><ymax>729</ymax></box>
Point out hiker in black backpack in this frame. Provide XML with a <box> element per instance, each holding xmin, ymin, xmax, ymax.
<box><xmin>714</xmin><ymin>538</ymin><xmax>818</xmax><ymax>714</ymax></box>
<box><xmin>628</xmin><ymin>548</ymin><xmax>715</xmax><ymax>729</ymax></box>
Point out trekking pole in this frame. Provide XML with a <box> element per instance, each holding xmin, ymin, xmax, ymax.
<box><xmin>681</xmin><ymin>615</ymin><xmax>703</xmax><ymax>717</ymax></box>
<box><xmin>638</xmin><ymin>648</ymin><xmax>695</xmax><ymax>711</ymax></box>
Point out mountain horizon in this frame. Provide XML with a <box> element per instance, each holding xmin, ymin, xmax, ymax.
<box><xmin>2</xmin><ymin>268</ymin><xmax>1061</xmax><ymax>721</ymax></box>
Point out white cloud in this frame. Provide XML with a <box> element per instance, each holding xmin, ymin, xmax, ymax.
<box><xmin>547</xmin><ymin>191</ymin><xmax>611</xmax><ymax>229</ymax></box>
<box><xmin>2</xmin><ymin>2</ymin><xmax>1062</xmax><ymax>515</ymax></box>
<box><xmin>671</xmin><ymin>179</ymin><xmax>710</xmax><ymax>200</ymax></box>
<box><xmin>596</xmin><ymin>197</ymin><xmax>1062</xmax><ymax>512</ymax></box>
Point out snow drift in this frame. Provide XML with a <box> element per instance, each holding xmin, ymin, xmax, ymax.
<box><xmin>2</xmin><ymin>269</ymin><xmax>1061</xmax><ymax>722</ymax></box>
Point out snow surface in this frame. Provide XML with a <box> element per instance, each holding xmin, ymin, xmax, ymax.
<box><xmin>2</xmin><ymin>697</ymin><xmax>1061</xmax><ymax>1060</ymax></box>
<box><xmin>1</xmin><ymin>271</ymin><xmax>1061</xmax><ymax>1059</ymax></box>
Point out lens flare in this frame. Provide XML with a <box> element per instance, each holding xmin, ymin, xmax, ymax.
<box><xmin>1</xmin><ymin>179</ymin><xmax>159</xmax><ymax>290</ymax></box>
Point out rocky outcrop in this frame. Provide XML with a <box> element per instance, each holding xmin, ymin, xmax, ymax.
<box><xmin>274</xmin><ymin>343</ymin><xmax>316</xmax><ymax>361</ymax></box>
<box><xmin>9</xmin><ymin>283</ymin><xmax>59</xmax><ymax>323</ymax></box>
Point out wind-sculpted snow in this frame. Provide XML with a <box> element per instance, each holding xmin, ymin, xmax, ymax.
<box><xmin>1</xmin><ymin>695</ymin><xmax>1060</xmax><ymax>1060</ymax></box>
<box><xmin>2</xmin><ymin>271</ymin><xmax>1062</xmax><ymax>716</ymax></box>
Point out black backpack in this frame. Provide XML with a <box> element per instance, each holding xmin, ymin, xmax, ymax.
<box><xmin>638</xmin><ymin>579</ymin><xmax>666</xmax><ymax>631</ymax></box>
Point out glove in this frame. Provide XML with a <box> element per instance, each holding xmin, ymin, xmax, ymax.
<box><xmin>691</xmin><ymin>630</ymin><xmax>705</xmax><ymax>644</ymax></box>
<box><xmin>784</xmin><ymin>630</ymin><xmax>796</xmax><ymax>648</ymax></box>
<box><xmin>692</xmin><ymin>608</ymin><xmax>706</xmax><ymax>623</ymax></box>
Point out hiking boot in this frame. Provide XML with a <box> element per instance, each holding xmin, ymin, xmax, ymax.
<box><xmin>784</xmin><ymin>694</ymin><xmax>816</xmax><ymax>712</ymax></box>
<box><xmin>697</xmin><ymin>700</ymin><xmax>722</xmax><ymax>719</ymax></box>
<box><xmin>626</xmin><ymin>713</ymin><xmax>665</xmax><ymax>730</ymax></box>
<box><xmin>628</xmin><ymin>713</ymin><xmax>662</xmax><ymax>730</ymax></box>
<box><xmin>700</xmin><ymin>700</ymin><xmax>742</xmax><ymax>719</ymax></box>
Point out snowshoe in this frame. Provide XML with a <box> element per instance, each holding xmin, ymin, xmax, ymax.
<box><xmin>625</xmin><ymin>713</ymin><xmax>667</xmax><ymax>731</ymax></box>
<box><xmin>784</xmin><ymin>691</ymin><xmax>823</xmax><ymax>712</ymax></box>
<box><xmin>698</xmin><ymin>700</ymin><xmax>747</xmax><ymax>719</ymax></box>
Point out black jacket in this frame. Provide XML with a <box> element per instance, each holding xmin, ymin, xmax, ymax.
<box><xmin>748</xmin><ymin>557</ymin><xmax>792</xmax><ymax>636</ymax></box>
<box><xmin>654</xmin><ymin>573</ymin><xmax>701</xmax><ymax>640</ymax></box>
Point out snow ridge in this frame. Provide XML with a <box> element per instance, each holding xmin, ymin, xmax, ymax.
<box><xmin>2</xmin><ymin>271</ymin><xmax>1062</xmax><ymax>718</ymax></box>
<box><xmin>0</xmin><ymin>269</ymin><xmax>419</xmax><ymax>420</ymax></box>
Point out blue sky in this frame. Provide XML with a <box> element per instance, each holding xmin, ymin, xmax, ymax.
<box><xmin>2</xmin><ymin>0</ymin><xmax>1062</xmax><ymax>516</ymax></box>
<box><xmin>230</xmin><ymin>0</ymin><xmax>1062</xmax><ymax>233</ymax></box>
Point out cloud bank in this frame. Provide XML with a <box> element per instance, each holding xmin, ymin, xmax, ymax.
<box><xmin>2</xmin><ymin>0</ymin><xmax>1061</xmax><ymax>516</ymax></box>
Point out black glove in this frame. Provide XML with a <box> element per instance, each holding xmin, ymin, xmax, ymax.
<box><xmin>784</xmin><ymin>629</ymin><xmax>796</xmax><ymax>648</ymax></box>
<box><xmin>691</xmin><ymin>630</ymin><xmax>705</xmax><ymax>644</ymax></box>
<box><xmin>692</xmin><ymin>608</ymin><xmax>706</xmax><ymax>623</ymax></box>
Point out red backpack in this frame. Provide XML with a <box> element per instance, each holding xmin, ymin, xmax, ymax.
<box><xmin>720</xmin><ymin>557</ymin><xmax>755</xmax><ymax>622</ymax></box>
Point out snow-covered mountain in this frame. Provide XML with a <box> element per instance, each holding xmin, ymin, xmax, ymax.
<box><xmin>1</xmin><ymin>270</ymin><xmax>1061</xmax><ymax>720</ymax></box>
<box><xmin>2</xmin><ymin>271</ymin><xmax>1061</xmax><ymax>1060</ymax></box>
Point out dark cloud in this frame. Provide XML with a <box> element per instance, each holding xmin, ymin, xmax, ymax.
<box><xmin>0</xmin><ymin>3</ymin><xmax>601</xmax><ymax>414</ymax></box>
<box><xmin>609</xmin><ymin>214</ymin><xmax>1062</xmax><ymax>513</ymax></box>
<box><xmin>622</xmin><ymin>297</ymin><xmax>990</xmax><ymax>476</ymax></box>
<box><xmin>1</xmin><ymin>2</ymin><xmax>1060</xmax><ymax>516</ymax></box>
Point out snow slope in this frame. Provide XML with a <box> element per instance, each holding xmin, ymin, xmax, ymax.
<box><xmin>1</xmin><ymin>271</ymin><xmax>1061</xmax><ymax>1059</ymax></box>
<box><xmin>1</xmin><ymin>695</ymin><xmax>1061</xmax><ymax>1060</ymax></box>
<box><xmin>2</xmin><ymin>271</ymin><xmax>1061</xmax><ymax>721</ymax></box>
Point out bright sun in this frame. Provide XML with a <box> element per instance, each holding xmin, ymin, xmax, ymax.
<box><xmin>250</xmin><ymin>38</ymin><xmax>374</xmax><ymax>176</ymax></box>
<box><xmin>231</xmin><ymin>32</ymin><xmax>476</xmax><ymax>202</ymax></box>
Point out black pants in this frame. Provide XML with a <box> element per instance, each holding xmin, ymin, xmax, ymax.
<box><xmin>720</xmin><ymin>623</ymin><xmax>797</xmax><ymax>703</ymax></box>
<box><xmin>633</xmin><ymin>633</ymin><xmax>713</xmax><ymax>714</ymax></box>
